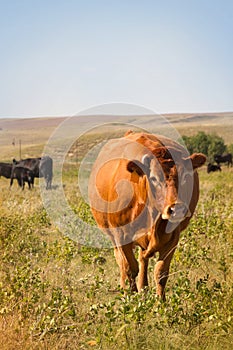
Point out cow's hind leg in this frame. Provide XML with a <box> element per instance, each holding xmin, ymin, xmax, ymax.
<box><xmin>114</xmin><ymin>244</ymin><xmax>139</xmax><ymax>292</ymax></box>
<box><xmin>114</xmin><ymin>247</ymin><xmax>127</xmax><ymax>289</ymax></box>
<box><xmin>137</xmin><ymin>248</ymin><xmax>149</xmax><ymax>291</ymax></box>
<box><xmin>19</xmin><ymin>177</ymin><xmax>24</xmax><ymax>190</ymax></box>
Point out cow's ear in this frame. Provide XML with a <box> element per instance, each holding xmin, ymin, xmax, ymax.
<box><xmin>127</xmin><ymin>160</ymin><xmax>145</xmax><ymax>176</ymax></box>
<box><xmin>189</xmin><ymin>153</ymin><xmax>206</xmax><ymax>169</ymax></box>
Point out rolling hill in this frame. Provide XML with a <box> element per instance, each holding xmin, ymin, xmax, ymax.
<box><xmin>0</xmin><ymin>112</ymin><xmax>232</xmax><ymax>161</ymax></box>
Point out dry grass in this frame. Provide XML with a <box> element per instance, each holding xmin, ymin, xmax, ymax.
<box><xmin>0</xmin><ymin>115</ymin><xmax>233</xmax><ymax>349</ymax></box>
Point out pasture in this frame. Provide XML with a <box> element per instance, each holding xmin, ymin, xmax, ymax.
<box><xmin>0</xmin><ymin>115</ymin><xmax>233</xmax><ymax>349</ymax></box>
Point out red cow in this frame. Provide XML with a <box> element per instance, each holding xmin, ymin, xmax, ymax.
<box><xmin>89</xmin><ymin>132</ymin><xmax>206</xmax><ymax>299</ymax></box>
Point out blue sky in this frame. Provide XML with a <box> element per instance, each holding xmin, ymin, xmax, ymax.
<box><xmin>0</xmin><ymin>0</ymin><xmax>233</xmax><ymax>117</ymax></box>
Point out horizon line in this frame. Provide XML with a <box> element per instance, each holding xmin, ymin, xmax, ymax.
<box><xmin>0</xmin><ymin>110</ymin><xmax>233</xmax><ymax>120</ymax></box>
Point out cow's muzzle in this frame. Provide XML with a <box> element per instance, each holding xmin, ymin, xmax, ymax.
<box><xmin>162</xmin><ymin>202</ymin><xmax>191</xmax><ymax>222</ymax></box>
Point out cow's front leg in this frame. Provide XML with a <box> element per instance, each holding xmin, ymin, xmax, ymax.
<box><xmin>154</xmin><ymin>260</ymin><xmax>171</xmax><ymax>300</ymax></box>
<box><xmin>114</xmin><ymin>244</ymin><xmax>139</xmax><ymax>292</ymax></box>
<box><xmin>154</xmin><ymin>237</ymin><xmax>179</xmax><ymax>300</ymax></box>
<box><xmin>137</xmin><ymin>248</ymin><xmax>149</xmax><ymax>291</ymax></box>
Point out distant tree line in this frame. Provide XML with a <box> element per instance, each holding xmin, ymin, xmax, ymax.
<box><xmin>181</xmin><ymin>131</ymin><xmax>233</xmax><ymax>161</ymax></box>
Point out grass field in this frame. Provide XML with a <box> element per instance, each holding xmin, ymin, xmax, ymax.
<box><xmin>0</xmin><ymin>114</ymin><xmax>233</xmax><ymax>349</ymax></box>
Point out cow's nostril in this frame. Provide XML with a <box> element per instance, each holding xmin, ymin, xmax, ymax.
<box><xmin>165</xmin><ymin>203</ymin><xmax>189</xmax><ymax>221</ymax></box>
<box><xmin>162</xmin><ymin>203</ymin><xmax>188</xmax><ymax>221</ymax></box>
<box><xmin>168</xmin><ymin>206</ymin><xmax>175</xmax><ymax>215</ymax></box>
<box><xmin>161</xmin><ymin>205</ymin><xmax>176</xmax><ymax>220</ymax></box>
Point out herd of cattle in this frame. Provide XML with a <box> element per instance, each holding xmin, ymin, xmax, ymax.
<box><xmin>0</xmin><ymin>151</ymin><xmax>232</xmax><ymax>191</ymax></box>
<box><xmin>0</xmin><ymin>132</ymin><xmax>232</xmax><ymax>298</ymax></box>
<box><xmin>0</xmin><ymin>156</ymin><xmax>53</xmax><ymax>189</ymax></box>
<box><xmin>207</xmin><ymin>153</ymin><xmax>232</xmax><ymax>173</ymax></box>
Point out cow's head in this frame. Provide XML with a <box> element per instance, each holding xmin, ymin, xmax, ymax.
<box><xmin>127</xmin><ymin>147</ymin><xmax>206</xmax><ymax>224</ymax></box>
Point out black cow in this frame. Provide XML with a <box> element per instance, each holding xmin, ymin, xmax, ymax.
<box><xmin>214</xmin><ymin>153</ymin><xmax>232</xmax><ymax>167</ymax></box>
<box><xmin>0</xmin><ymin>162</ymin><xmax>12</xmax><ymax>179</ymax></box>
<box><xmin>10</xmin><ymin>166</ymin><xmax>34</xmax><ymax>189</ymax></box>
<box><xmin>13</xmin><ymin>156</ymin><xmax>53</xmax><ymax>189</ymax></box>
<box><xmin>207</xmin><ymin>163</ymin><xmax>221</xmax><ymax>173</ymax></box>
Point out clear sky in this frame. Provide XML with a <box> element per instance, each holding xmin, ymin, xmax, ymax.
<box><xmin>0</xmin><ymin>0</ymin><xmax>233</xmax><ymax>117</ymax></box>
